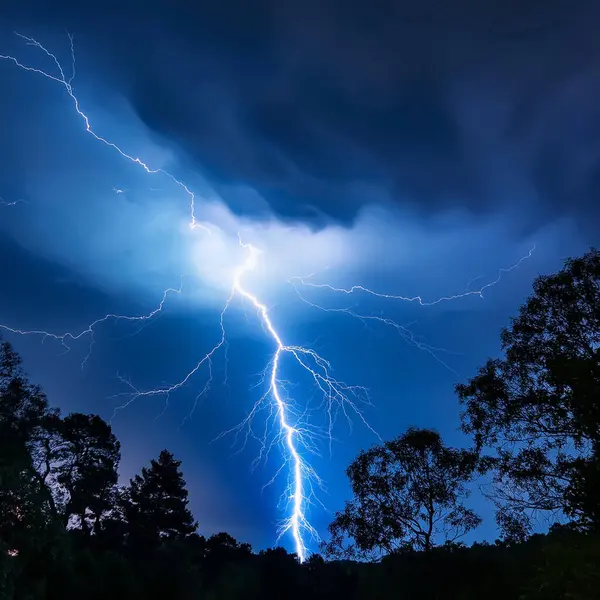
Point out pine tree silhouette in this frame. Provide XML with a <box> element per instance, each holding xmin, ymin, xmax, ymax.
<box><xmin>124</xmin><ymin>449</ymin><xmax>197</xmax><ymax>544</ymax></box>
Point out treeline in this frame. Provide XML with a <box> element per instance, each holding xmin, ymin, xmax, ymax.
<box><xmin>2</xmin><ymin>250</ymin><xmax>600</xmax><ymax>599</ymax></box>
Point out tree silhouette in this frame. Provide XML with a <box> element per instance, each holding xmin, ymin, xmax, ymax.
<box><xmin>123</xmin><ymin>449</ymin><xmax>197</xmax><ymax>545</ymax></box>
<box><xmin>457</xmin><ymin>248</ymin><xmax>600</xmax><ymax>534</ymax></box>
<box><xmin>0</xmin><ymin>339</ymin><xmax>62</xmax><ymax>596</ymax></box>
<box><xmin>323</xmin><ymin>428</ymin><xmax>481</xmax><ymax>559</ymax></box>
<box><xmin>56</xmin><ymin>413</ymin><xmax>120</xmax><ymax>533</ymax></box>
<box><xmin>0</xmin><ymin>340</ymin><xmax>53</xmax><ymax>538</ymax></box>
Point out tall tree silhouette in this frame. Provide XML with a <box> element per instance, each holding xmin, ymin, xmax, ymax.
<box><xmin>56</xmin><ymin>413</ymin><xmax>120</xmax><ymax>533</ymax></box>
<box><xmin>0</xmin><ymin>339</ymin><xmax>53</xmax><ymax>546</ymax></box>
<box><xmin>324</xmin><ymin>428</ymin><xmax>481</xmax><ymax>559</ymax></box>
<box><xmin>457</xmin><ymin>248</ymin><xmax>600</xmax><ymax>534</ymax></box>
<box><xmin>123</xmin><ymin>450</ymin><xmax>196</xmax><ymax>545</ymax></box>
<box><xmin>0</xmin><ymin>338</ymin><xmax>62</xmax><ymax>596</ymax></box>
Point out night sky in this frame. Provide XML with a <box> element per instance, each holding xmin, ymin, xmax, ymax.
<box><xmin>1</xmin><ymin>0</ymin><xmax>599</xmax><ymax>553</ymax></box>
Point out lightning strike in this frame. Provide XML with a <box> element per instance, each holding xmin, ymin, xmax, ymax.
<box><xmin>0</xmin><ymin>32</ymin><xmax>535</xmax><ymax>561</ymax></box>
<box><xmin>0</xmin><ymin>197</ymin><xmax>27</xmax><ymax>206</ymax></box>
<box><xmin>0</xmin><ymin>32</ymin><xmax>206</xmax><ymax>231</ymax></box>
<box><xmin>113</xmin><ymin>237</ymin><xmax>373</xmax><ymax>562</ymax></box>
<box><xmin>288</xmin><ymin>246</ymin><xmax>535</xmax><ymax>375</ymax></box>
<box><xmin>290</xmin><ymin>244</ymin><xmax>535</xmax><ymax>307</ymax></box>
<box><xmin>0</xmin><ymin>284</ymin><xmax>182</xmax><ymax>368</ymax></box>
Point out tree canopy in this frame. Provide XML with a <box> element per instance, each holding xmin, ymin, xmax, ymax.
<box><xmin>323</xmin><ymin>427</ymin><xmax>481</xmax><ymax>559</ymax></box>
<box><xmin>457</xmin><ymin>248</ymin><xmax>600</xmax><ymax>534</ymax></box>
<box><xmin>123</xmin><ymin>449</ymin><xmax>197</xmax><ymax>545</ymax></box>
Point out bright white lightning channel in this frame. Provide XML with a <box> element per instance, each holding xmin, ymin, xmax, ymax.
<box><xmin>0</xmin><ymin>33</ymin><xmax>534</xmax><ymax>561</ymax></box>
<box><xmin>114</xmin><ymin>238</ymin><xmax>373</xmax><ymax>562</ymax></box>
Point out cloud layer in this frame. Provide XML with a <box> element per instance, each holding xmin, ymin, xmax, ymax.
<box><xmin>62</xmin><ymin>0</ymin><xmax>600</xmax><ymax>231</ymax></box>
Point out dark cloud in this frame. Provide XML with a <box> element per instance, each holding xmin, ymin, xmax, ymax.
<box><xmin>3</xmin><ymin>0</ymin><xmax>600</xmax><ymax>227</ymax></box>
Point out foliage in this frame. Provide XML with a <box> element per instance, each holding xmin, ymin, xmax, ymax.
<box><xmin>123</xmin><ymin>449</ymin><xmax>197</xmax><ymax>546</ymax></box>
<box><xmin>323</xmin><ymin>427</ymin><xmax>481</xmax><ymax>559</ymax></box>
<box><xmin>520</xmin><ymin>525</ymin><xmax>600</xmax><ymax>600</ymax></box>
<box><xmin>456</xmin><ymin>248</ymin><xmax>600</xmax><ymax>533</ymax></box>
<box><xmin>57</xmin><ymin>413</ymin><xmax>121</xmax><ymax>532</ymax></box>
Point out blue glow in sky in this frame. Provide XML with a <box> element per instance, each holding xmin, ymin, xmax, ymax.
<box><xmin>1</xmin><ymin>0</ymin><xmax>598</xmax><ymax>554</ymax></box>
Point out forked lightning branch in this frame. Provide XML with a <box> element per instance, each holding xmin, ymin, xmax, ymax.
<box><xmin>0</xmin><ymin>33</ymin><xmax>534</xmax><ymax>561</ymax></box>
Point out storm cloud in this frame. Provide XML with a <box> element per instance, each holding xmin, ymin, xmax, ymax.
<box><xmin>4</xmin><ymin>0</ymin><xmax>596</xmax><ymax>229</ymax></box>
<box><xmin>2</xmin><ymin>0</ymin><xmax>599</xmax><ymax>229</ymax></box>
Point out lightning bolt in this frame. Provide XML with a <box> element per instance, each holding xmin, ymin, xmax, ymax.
<box><xmin>111</xmin><ymin>237</ymin><xmax>373</xmax><ymax>562</ymax></box>
<box><xmin>1</xmin><ymin>32</ymin><xmax>370</xmax><ymax>560</ymax></box>
<box><xmin>0</xmin><ymin>284</ymin><xmax>182</xmax><ymax>368</ymax></box>
<box><xmin>287</xmin><ymin>246</ymin><xmax>535</xmax><ymax>375</ymax></box>
<box><xmin>0</xmin><ymin>197</ymin><xmax>27</xmax><ymax>206</ymax></box>
<box><xmin>290</xmin><ymin>245</ymin><xmax>535</xmax><ymax>307</ymax></box>
<box><xmin>0</xmin><ymin>32</ymin><xmax>535</xmax><ymax>561</ymax></box>
<box><xmin>0</xmin><ymin>32</ymin><xmax>205</xmax><ymax>231</ymax></box>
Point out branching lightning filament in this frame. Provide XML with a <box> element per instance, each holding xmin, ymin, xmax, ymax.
<box><xmin>0</xmin><ymin>197</ymin><xmax>27</xmax><ymax>206</ymax></box>
<box><xmin>0</xmin><ymin>32</ymin><xmax>204</xmax><ymax>229</ymax></box>
<box><xmin>0</xmin><ymin>32</ymin><xmax>372</xmax><ymax>560</ymax></box>
<box><xmin>0</xmin><ymin>32</ymin><xmax>535</xmax><ymax>561</ymax></box>
<box><xmin>114</xmin><ymin>238</ymin><xmax>373</xmax><ymax>562</ymax></box>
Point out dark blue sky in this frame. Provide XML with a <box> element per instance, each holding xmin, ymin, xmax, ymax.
<box><xmin>1</xmin><ymin>0</ymin><xmax>598</xmax><ymax>553</ymax></box>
